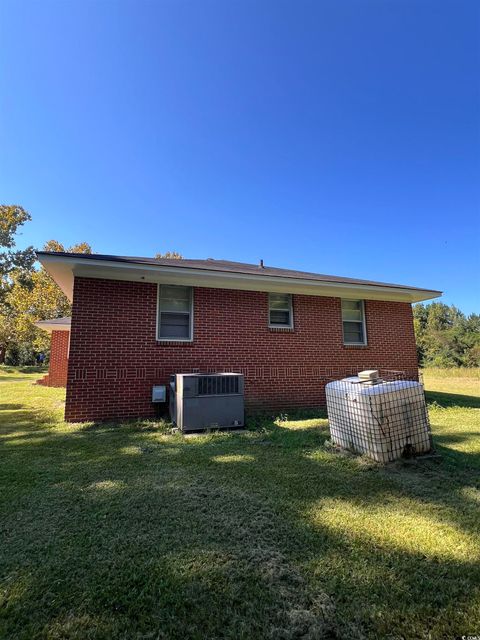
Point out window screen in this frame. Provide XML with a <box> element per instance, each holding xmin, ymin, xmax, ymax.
<box><xmin>158</xmin><ymin>285</ymin><xmax>192</xmax><ymax>340</ymax></box>
<box><xmin>341</xmin><ymin>299</ymin><xmax>366</xmax><ymax>344</ymax></box>
<box><xmin>269</xmin><ymin>293</ymin><xmax>293</xmax><ymax>327</ymax></box>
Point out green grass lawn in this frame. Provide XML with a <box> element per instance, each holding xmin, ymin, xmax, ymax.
<box><xmin>0</xmin><ymin>368</ymin><xmax>479</xmax><ymax>639</ymax></box>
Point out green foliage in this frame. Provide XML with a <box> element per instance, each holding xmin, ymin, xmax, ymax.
<box><xmin>0</xmin><ymin>205</ymin><xmax>36</xmax><ymax>292</ymax></box>
<box><xmin>0</xmin><ymin>205</ymin><xmax>30</xmax><ymax>248</ymax></box>
<box><xmin>0</xmin><ymin>208</ymin><xmax>92</xmax><ymax>364</ymax></box>
<box><xmin>43</xmin><ymin>239</ymin><xmax>92</xmax><ymax>254</ymax></box>
<box><xmin>414</xmin><ymin>302</ymin><xmax>480</xmax><ymax>367</ymax></box>
<box><xmin>4</xmin><ymin>240</ymin><xmax>92</xmax><ymax>364</ymax></box>
<box><xmin>0</xmin><ymin>205</ymin><xmax>36</xmax><ymax>361</ymax></box>
<box><xmin>154</xmin><ymin>251</ymin><xmax>183</xmax><ymax>259</ymax></box>
<box><xmin>4</xmin><ymin>342</ymin><xmax>37</xmax><ymax>366</ymax></box>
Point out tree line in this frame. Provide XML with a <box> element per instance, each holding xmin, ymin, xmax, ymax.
<box><xmin>413</xmin><ymin>303</ymin><xmax>480</xmax><ymax>367</ymax></box>
<box><xmin>0</xmin><ymin>205</ymin><xmax>478</xmax><ymax>367</ymax></box>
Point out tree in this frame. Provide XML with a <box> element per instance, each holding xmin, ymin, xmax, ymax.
<box><xmin>0</xmin><ymin>309</ymin><xmax>16</xmax><ymax>364</ymax></box>
<box><xmin>0</xmin><ymin>205</ymin><xmax>36</xmax><ymax>298</ymax></box>
<box><xmin>43</xmin><ymin>239</ymin><xmax>92</xmax><ymax>254</ymax></box>
<box><xmin>154</xmin><ymin>251</ymin><xmax>183</xmax><ymax>259</ymax></box>
<box><xmin>0</xmin><ymin>205</ymin><xmax>37</xmax><ymax>361</ymax></box>
<box><xmin>3</xmin><ymin>240</ymin><xmax>92</xmax><ymax>364</ymax></box>
<box><xmin>413</xmin><ymin>302</ymin><xmax>480</xmax><ymax>367</ymax></box>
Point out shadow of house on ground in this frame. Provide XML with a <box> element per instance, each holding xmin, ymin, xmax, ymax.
<box><xmin>0</xmin><ymin>403</ymin><xmax>26</xmax><ymax>411</ymax></box>
<box><xmin>1</xmin><ymin>397</ymin><xmax>480</xmax><ymax>640</ymax></box>
<box><xmin>432</xmin><ymin>434</ymin><xmax>480</xmax><ymax>470</ymax></box>
<box><xmin>423</xmin><ymin>388</ymin><xmax>480</xmax><ymax>472</ymax></box>
<box><xmin>425</xmin><ymin>389</ymin><xmax>480</xmax><ymax>409</ymax></box>
<box><xmin>0</xmin><ymin>405</ymin><xmax>62</xmax><ymax>437</ymax></box>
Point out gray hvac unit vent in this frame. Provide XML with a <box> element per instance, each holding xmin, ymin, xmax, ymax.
<box><xmin>169</xmin><ymin>373</ymin><xmax>244</xmax><ymax>432</ymax></box>
<box><xmin>197</xmin><ymin>375</ymin><xmax>240</xmax><ymax>396</ymax></box>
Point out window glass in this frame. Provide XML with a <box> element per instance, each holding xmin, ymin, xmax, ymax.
<box><xmin>158</xmin><ymin>285</ymin><xmax>192</xmax><ymax>340</ymax></box>
<box><xmin>159</xmin><ymin>297</ymin><xmax>190</xmax><ymax>312</ymax></box>
<box><xmin>343</xmin><ymin>321</ymin><xmax>364</xmax><ymax>344</ymax></box>
<box><xmin>270</xmin><ymin>310</ymin><xmax>290</xmax><ymax>325</ymax></box>
<box><xmin>269</xmin><ymin>293</ymin><xmax>293</xmax><ymax>327</ymax></box>
<box><xmin>341</xmin><ymin>300</ymin><xmax>366</xmax><ymax>344</ymax></box>
<box><xmin>269</xmin><ymin>293</ymin><xmax>290</xmax><ymax>310</ymax></box>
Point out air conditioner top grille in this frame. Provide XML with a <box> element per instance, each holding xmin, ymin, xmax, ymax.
<box><xmin>197</xmin><ymin>375</ymin><xmax>240</xmax><ymax>396</ymax></box>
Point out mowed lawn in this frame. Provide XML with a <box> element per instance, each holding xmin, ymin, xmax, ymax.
<box><xmin>0</xmin><ymin>368</ymin><xmax>479</xmax><ymax>639</ymax></box>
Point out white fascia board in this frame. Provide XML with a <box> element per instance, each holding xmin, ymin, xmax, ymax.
<box><xmin>37</xmin><ymin>254</ymin><xmax>442</xmax><ymax>304</ymax></box>
<box><xmin>35</xmin><ymin>320</ymin><xmax>70</xmax><ymax>333</ymax></box>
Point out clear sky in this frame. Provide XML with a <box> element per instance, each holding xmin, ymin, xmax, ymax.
<box><xmin>1</xmin><ymin>0</ymin><xmax>479</xmax><ymax>312</ymax></box>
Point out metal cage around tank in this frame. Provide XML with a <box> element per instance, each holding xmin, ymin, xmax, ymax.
<box><xmin>325</xmin><ymin>370</ymin><xmax>433</xmax><ymax>463</ymax></box>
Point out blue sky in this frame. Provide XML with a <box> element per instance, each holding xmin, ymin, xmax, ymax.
<box><xmin>1</xmin><ymin>0</ymin><xmax>479</xmax><ymax>312</ymax></box>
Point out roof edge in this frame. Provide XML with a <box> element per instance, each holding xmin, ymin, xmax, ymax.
<box><xmin>35</xmin><ymin>251</ymin><xmax>442</xmax><ymax>297</ymax></box>
<box><xmin>35</xmin><ymin>317</ymin><xmax>71</xmax><ymax>333</ymax></box>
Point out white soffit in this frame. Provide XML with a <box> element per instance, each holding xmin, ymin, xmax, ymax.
<box><xmin>34</xmin><ymin>317</ymin><xmax>71</xmax><ymax>333</ymax></box>
<box><xmin>37</xmin><ymin>254</ymin><xmax>442</xmax><ymax>304</ymax></box>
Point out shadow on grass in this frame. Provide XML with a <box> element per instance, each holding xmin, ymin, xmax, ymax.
<box><xmin>424</xmin><ymin>388</ymin><xmax>480</xmax><ymax>470</ymax></box>
<box><xmin>434</xmin><ymin>432</ymin><xmax>480</xmax><ymax>445</ymax></box>
<box><xmin>430</xmin><ymin>434</ymin><xmax>480</xmax><ymax>472</ymax></box>
<box><xmin>0</xmin><ymin>403</ymin><xmax>26</xmax><ymax>411</ymax></box>
<box><xmin>426</xmin><ymin>389</ymin><xmax>480</xmax><ymax>409</ymax></box>
<box><xmin>0</xmin><ymin>376</ymin><xmax>45</xmax><ymax>383</ymax></box>
<box><xmin>1</xmin><ymin>400</ymin><xmax>480</xmax><ymax>638</ymax></box>
<box><xmin>0</xmin><ymin>365</ymin><xmax>48</xmax><ymax>374</ymax></box>
<box><xmin>0</xmin><ymin>406</ymin><xmax>62</xmax><ymax>437</ymax></box>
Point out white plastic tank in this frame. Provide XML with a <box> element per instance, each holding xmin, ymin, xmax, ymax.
<box><xmin>325</xmin><ymin>376</ymin><xmax>432</xmax><ymax>462</ymax></box>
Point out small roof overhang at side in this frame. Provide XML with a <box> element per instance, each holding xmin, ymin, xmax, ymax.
<box><xmin>35</xmin><ymin>316</ymin><xmax>71</xmax><ymax>333</ymax></box>
<box><xmin>36</xmin><ymin>252</ymin><xmax>442</xmax><ymax>304</ymax></box>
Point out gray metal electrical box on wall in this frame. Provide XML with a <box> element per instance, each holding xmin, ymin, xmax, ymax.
<box><xmin>169</xmin><ymin>373</ymin><xmax>244</xmax><ymax>432</ymax></box>
<box><xmin>152</xmin><ymin>385</ymin><xmax>166</xmax><ymax>403</ymax></box>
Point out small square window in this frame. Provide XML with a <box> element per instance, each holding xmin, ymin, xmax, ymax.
<box><xmin>269</xmin><ymin>293</ymin><xmax>293</xmax><ymax>328</ymax></box>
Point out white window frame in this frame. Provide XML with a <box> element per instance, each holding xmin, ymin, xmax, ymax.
<box><xmin>268</xmin><ymin>293</ymin><xmax>294</xmax><ymax>329</ymax></box>
<box><xmin>341</xmin><ymin>299</ymin><xmax>367</xmax><ymax>346</ymax></box>
<box><xmin>156</xmin><ymin>284</ymin><xmax>194</xmax><ymax>342</ymax></box>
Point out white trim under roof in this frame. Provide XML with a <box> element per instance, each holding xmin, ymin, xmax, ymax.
<box><xmin>36</xmin><ymin>253</ymin><xmax>442</xmax><ymax>304</ymax></box>
<box><xmin>35</xmin><ymin>317</ymin><xmax>71</xmax><ymax>333</ymax></box>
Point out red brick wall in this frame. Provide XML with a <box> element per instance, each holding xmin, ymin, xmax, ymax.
<box><xmin>65</xmin><ymin>277</ymin><xmax>419</xmax><ymax>422</ymax></box>
<box><xmin>37</xmin><ymin>330</ymin><xmax>69</xmax><ymax>387</ymax></box>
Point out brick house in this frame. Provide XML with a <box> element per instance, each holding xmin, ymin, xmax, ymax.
<box><xmin>37</xmin><ymin>251</ymin><xmax>441</xmax><ymax>422</ymax></box>
<box><xmin>35</xmin><ymin>316</ymin><xmax>70</xmax><ymax>387</ymax></box>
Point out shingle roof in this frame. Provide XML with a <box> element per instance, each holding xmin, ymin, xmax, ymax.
<box><xmin>35</xmin><ymin>252</ymin><xmax>440</xmax><ymax>294</ymax></box>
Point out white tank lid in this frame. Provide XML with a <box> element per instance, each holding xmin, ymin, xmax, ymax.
<box><xmin>358</xmin><ymin>369</ymin><xmax>379</xmax><ymax>380</ymax></box>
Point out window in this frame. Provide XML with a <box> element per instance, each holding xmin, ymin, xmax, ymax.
<box><xmin>269</xmin><ymin>293</ymin><xmax>293</xmax><ymax>328</ymax></box>
<box><xmin>157</xmin><ymin>285</ymin><xmax>193</xmax><ymax>340</ymax></box>
<box><xmin>341</xmin><ymin>299</ymin><xmax>367</xmax><ymax>345</ymax></box>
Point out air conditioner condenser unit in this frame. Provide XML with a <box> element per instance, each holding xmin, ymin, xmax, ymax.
<box><xmin>169</xmin><ymin>373</ymin><xmax>245</xmax><ymax>432</ymax></box>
